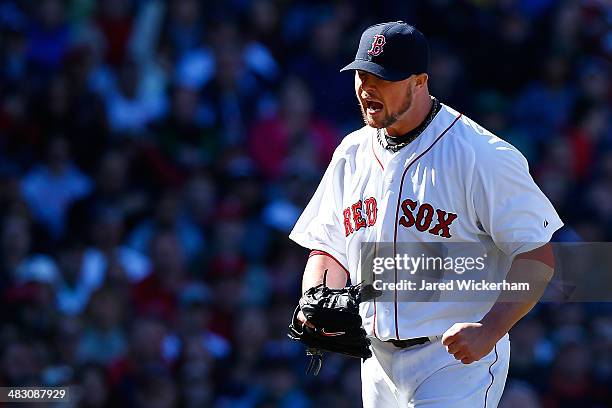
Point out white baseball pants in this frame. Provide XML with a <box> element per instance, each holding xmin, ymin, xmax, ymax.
<box><xmin>361</xmin><ymin>334</ymin><xmax>510</xmax><ymax>407</ymax></box>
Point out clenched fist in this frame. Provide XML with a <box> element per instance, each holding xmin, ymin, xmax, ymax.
<box><xmin>441</xmin><ymin>322</ymin><xmax>500</xmax><ymax>364</ymax></box>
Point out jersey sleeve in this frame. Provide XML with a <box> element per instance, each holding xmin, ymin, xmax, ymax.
<box><xmin>289</xmin><ymin>152</ymin><xmax>349</xmax><ymax>270</ymax></box>
<box><xmin>471</xmin><ymin>139</ymin><xmax>563</xmax><ymax>257</ymax></box>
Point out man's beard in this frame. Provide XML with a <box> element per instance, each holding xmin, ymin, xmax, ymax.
<box><xmin>359</xmin><ymin>88</ymin><xmax>413</xmax><ymax>129</ymax></box>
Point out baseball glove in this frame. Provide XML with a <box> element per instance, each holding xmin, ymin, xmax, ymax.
<box><xmin>287</xmin><ymin>270</ymin><xmax>372</xmax><ymax>375</ymax></box>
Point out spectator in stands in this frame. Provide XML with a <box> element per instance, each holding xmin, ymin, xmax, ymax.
<box><xmin>20</xmin><ymin>136</ymin><xmax>92</xmax><ymax>239</ymax></box>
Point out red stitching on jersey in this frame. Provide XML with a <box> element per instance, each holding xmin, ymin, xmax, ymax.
<box><xmin>309</xmin><ymin>250</ymin><xmax>350</xmax><ymax>279</ymax></box>
<box><xmin>392</xmin><ymin>113</ymin><xmax>462</xmax><ymax>340</ymax></box>
<box><xmin>372</xmin><ymin>135</ymin><xmax>384</xmax><ymax>171</ymax></box>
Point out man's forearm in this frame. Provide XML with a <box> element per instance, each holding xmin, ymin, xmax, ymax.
<box><xmin>302</xmin><ymin>252</ymin><xmax>348</xmax><ymax>292</ymax></box>
<box><xmin>480</xmin><ymin>297</ymin><xmax>541</xmax><ymax>341</ymax></box>
<box><xmin>480</xmin><ymin>255</ymin><xmax>554</xmax><ymax>340</ymax></box>
<box><xmin>443</xmin><ymin>245</ymin><xmax>555</xmax><ymax>364</ymax></box>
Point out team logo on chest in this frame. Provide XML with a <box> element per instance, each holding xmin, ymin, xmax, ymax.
<box><xmin>399</xmin><ymin>198</ymin><xmax>458</xmax><ymax>238</ymax></box>
<box><xmin>343</xmin><ymin>197</ymin><xmax>378</xmax><ymax>237</ymax></box>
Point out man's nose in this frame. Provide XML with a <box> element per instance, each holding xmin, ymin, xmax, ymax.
<box><xmin>360</xmin><ymin>80</ymin><xmax>375</xmax><ymax>97</ymax></box>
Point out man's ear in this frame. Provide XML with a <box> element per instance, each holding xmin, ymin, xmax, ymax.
<box><xmin>414</xmin><ymin>73</ymin><xmax>428</xmax><ymax>88</ymax></box>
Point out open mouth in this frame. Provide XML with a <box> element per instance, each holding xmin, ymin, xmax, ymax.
<box><xmin>365</xmin><ymin>100</ymin><xmax>384</xmax><ymax>115</ymax></box>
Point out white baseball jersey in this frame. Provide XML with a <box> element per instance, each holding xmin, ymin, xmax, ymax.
<box><xmin>289</xmin><ymin>103</ymin><xmax>563</xmax><ymax>341</ymax></box>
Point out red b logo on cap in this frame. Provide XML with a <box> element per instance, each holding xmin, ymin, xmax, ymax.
<box><xmin>367</xmin><ymin>35</ymin><xmax>386</xmax><ymax>56</ymax></box>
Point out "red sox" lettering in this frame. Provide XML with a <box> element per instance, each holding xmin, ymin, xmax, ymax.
<box><xmin>399</xmin><ymin>199</ymin><xmax>458</xmax><ymax>238</ymax></box>
<box><xmin>343</xmin><ymin>197</ymin><xmax>378</xmax><ymax>236</ymax></box>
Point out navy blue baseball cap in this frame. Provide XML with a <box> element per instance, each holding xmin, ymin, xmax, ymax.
<box><xmin>340</xmin><ymin>21</ymin><xmax>429</xmax><ymax>81</ymax></box>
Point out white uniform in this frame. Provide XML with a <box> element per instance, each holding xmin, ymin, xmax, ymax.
<box><xmin>289</xmin><ymin>103</ymin><xmax>563</xmax><ymax>407</ymax></box>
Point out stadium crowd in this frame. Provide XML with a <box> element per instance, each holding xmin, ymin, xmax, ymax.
<box><xmin>0</xmin><ymin>0</ymin><xmax>610</xmax><ymax>406</ymax></box>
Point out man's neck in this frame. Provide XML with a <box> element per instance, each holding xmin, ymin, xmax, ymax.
<box><xmin>385</xmin><ymin>94</ymin><xmax>433</xmax><ymax>137</ymax></box>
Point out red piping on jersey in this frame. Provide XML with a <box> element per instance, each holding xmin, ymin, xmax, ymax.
<box><xmin>372</xmin><ymin>241</ymin><xmax>380</xmax><ymax>339</ymax></box>
<box><xmin>484</xmin><ymin>344</ymin><xmax>499</xmax><ymax>408</ymax></box>
<box><xmin>392</xmin><ymin>113</ymin><xmax>462</xmax><ymax>340</ymax></box>
<box><xmin>370</xmin><ymin>137</ymin><xmax>383</xmax><ymax>336</ymax></box>
<box><xmin>309</xmin><ymin>250</ymin><xmax>350</xmax><ymax>279</ymax></box>
<box><xmin>372</xmin><ymin>135</ymin><xmax>384</xmax><ymax>171</ymax></box>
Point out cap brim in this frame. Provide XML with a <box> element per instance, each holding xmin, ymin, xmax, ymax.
<box><xmin>340</xmin><ymin>60</ymin><xmax>409</xmax><ymax>81</ymax></box>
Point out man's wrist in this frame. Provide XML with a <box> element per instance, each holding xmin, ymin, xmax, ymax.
<box><xmin>478</xmin><ymin>314</ymin><xmax>509</xmax><ymax>342</ymax></box>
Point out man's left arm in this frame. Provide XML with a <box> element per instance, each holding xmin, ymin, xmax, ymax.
<box><xmin>442</xmin><ymin>243</ymin><xmax>554</xmax><ymax>364</ymax></box>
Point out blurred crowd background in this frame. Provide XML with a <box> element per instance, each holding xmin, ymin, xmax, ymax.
<box><xmin>0</xmin><ymin>0</ymin><xmax>610</xmax><ymax>407</ymax></box>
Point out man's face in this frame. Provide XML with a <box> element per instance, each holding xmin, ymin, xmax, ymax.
<box><xmin>355</xmin><ymin>71</ymin><xmax>415</xmax><ymax>129</ymax></box>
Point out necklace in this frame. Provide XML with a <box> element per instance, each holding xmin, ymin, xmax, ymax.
<box><xmin>377</xmin><ymin>97</ymin><xmax>441</xmax><ymax>153</ymax></box>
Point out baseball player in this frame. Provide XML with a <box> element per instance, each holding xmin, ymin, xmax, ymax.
<box><xmin>289</xmin><ymin>22</ymin><xmax>562</xmax><ymax>407</ymax></box>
